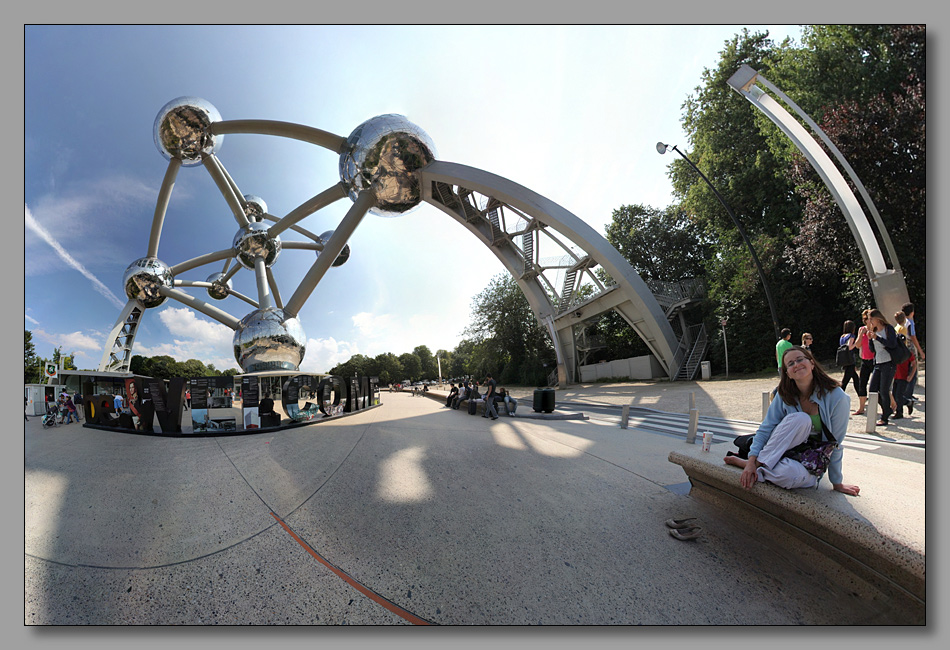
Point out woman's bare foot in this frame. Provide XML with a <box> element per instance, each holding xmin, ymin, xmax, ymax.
<box><xmin>724</xmin><ymin>455</ymin><xmax>748</xmax><ymax>469</ymax></box>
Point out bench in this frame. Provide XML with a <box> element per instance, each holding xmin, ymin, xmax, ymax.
<box><xmin>668</xmin><ymin>444</ymin><xmax>924</xmax><ymax>620</ymax></box>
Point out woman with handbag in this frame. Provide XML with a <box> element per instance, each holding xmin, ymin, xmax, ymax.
<box><xmin>724</xmin><ymin>346</ymin><xmax>860</xmax><ymax>496</ymax></box>
<box><xmin>838</xmin><ymin>320</ymin><xmax>860</xmax><ymax>397</ymax></box>
<box><xmin>867</xmin><ymin>308</ymin><xmax>905</xmax><ymax>426</ymax></box>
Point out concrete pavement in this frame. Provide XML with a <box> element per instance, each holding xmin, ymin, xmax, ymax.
<box><xmin>24</xmin><ymin>380</ymin><xmax>925</xmax><ymax>624</ymax></box>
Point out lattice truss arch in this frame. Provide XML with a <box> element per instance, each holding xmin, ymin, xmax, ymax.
<box><xmin>99</xmin><ymin>97</ymin><xmax>693</xmax><ymax>381</ymax></box>
<box><xmin>420</xmin><ymin>161</ymin><xmax>686</xmax><ymax>384</ymax></box>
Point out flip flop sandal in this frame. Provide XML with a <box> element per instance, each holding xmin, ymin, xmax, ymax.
<box><xmin>669</xmin><ymin>527</ymin><xmax>703</xmax><ymax>541</ymax></box>
<box><xmin>665</xmin><ymin>517</ymin><xmax>698</xmax><ymax>529</ymax></box>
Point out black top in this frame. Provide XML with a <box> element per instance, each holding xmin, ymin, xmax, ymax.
<box><xmin>259</xmin><ymin>397</ymin><xmax>275</xmax><ymax>415</ymax></box>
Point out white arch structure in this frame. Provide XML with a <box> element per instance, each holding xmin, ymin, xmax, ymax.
<box><xmin>727</xmin><ymin>65</ymin><xmax>910</xmax><ymax>320</ymax></box>
<box><xmin>99</xmin><ymin>107</ymin><xmax>702</xmax><ymax>383</ymax></box>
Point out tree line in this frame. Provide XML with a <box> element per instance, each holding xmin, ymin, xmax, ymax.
<box><xmin>329</xmin><ymin>26</ymin><xmax>925</xmax><ymax>380</ymax></box>
<box><xmin>24</xmin><ymin>27</ymin><xmax>924</xmax><ymax>384</ymax></box>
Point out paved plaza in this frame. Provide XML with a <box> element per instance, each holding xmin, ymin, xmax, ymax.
<box><xmin>24</xmin><ymin>373</ymin><xmax>925</xmax><ymax>625</ymax></box>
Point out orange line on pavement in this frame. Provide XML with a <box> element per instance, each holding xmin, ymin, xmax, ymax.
<box><xmin>270</xmin><ymin>512</ymin><xmax>433</xmax><ymax>625</ymax></box>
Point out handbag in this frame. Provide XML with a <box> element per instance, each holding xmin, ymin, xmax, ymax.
<box><xmin>835</xmin><ymin>344</ymin><xmax>853</xmax><ymax>367</ymax></box>
<box><xmin>783</xmin><ymin>417</ymin><xmax>838</xmax><ymax>478</ymax></box>
<box><xmin>890</xmin><ymin>334</ymin><xmax>911</xmax><ymax>365</ymax></box>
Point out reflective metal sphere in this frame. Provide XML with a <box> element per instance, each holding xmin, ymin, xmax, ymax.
<box><xmin>339</xmin><ymin>114</ymin><xmax>437</xmax><ymax>217</ymax></box>
<box><xmin>317</xmin><ymin>230</ymin><xmax>351</xmax><ymax>267</ymax></box>
<box><xmin>205</xmin><ymin>272</ymin><xmax>232</xmax><ymax>301</ymax></box>
<box><xmin>243</xmin><ymin>194</ymin><xmax>267</xmax><ymax>222</ymax></box>
<box><xmin>232</xmin><ymin>307</ymin><xmax>307</xmax><ymax>373</ymax></box>
<box><xmin>123</xmin><ymin>257</ymin><xmax>174</xmax><ymax>309</ymax></box>
<box><xmin>232</xmin><ymin>222</ymin><xmax>281</xmax><ymax>269</ymax></box>
<box><xmin>153</xmin><ymin>97</ymin><xmax>223</xmax><ymax>165</ymax></box>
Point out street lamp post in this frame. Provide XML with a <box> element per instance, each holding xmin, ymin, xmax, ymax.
<box><xmin>721</xmin><ymin>317</ymin><xmax>729</xmax><ymax>378</ymax></box>
<box><xmin>657</xmin><ymin>142</ymin><xmax>781</xmax><ymax>343</ymax></box>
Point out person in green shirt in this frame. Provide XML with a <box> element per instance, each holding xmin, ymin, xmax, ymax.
<box><xmin>776</xmin><ymin>328</ymin><xmax>793</xmax><ymax>375</ymax></box>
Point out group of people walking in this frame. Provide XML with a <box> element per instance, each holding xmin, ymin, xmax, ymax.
<box><xmin>837</xmin><ymin>302</ymin><xmax>923</xmax><ymax>426</ymax></box>
<box><xmin>443</xmin><ymin>374</ymin><xmax>517</xmax><ymax>420</ymax></box>
<box><xmin>734</xmin><ymin>301</ymin><xmax>923</xmax><ymax>497</ymax></box>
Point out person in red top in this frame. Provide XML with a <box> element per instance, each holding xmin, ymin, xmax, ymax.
<box><xmin>892</xmin><ymin>335</ymin><xmax>917</xmax><ymax>420</ymax></box>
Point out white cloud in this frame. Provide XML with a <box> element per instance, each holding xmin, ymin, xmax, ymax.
<box><xmin>300</xmin><ymin>337</ymin><xmax>359</xmax><ymax>374</ymax></box>
<box><xmin>25</xmin><ymin>314</ymin><xmax>40</xmax><ymax>325</ymax></box>
<box><xmin>25</xmin><ymin>203</ymin><xmax>126</xmax><ymax>309</ymax></box>
<box><xmin>132</xmin><ymin>307</ymin><xmax>240</xmax><ymax>370</ymax></box>
<box><xmin>158</xmin><ymin>307</ymin><xmax>234</xmax><ymax>348</ymax></box>
<box><xmin>33</xmin><ymin>328</ymin><xmax>103</xmax><ymax>352</ymax></box>
<box><xmin>351</xmin><ymin>311</ymin><xmax>396</xmax><ymax>338</ymax></box>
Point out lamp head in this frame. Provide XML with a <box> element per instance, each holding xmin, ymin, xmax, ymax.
<box><xmin>656</xmin><ymin>142</ymin><xmax>669</xmax><ymax>155</ymax></box>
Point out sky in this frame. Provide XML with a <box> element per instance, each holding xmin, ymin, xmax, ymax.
<box><xmin>23</xmin><ymin>24</ymin><xmax>810</xmax><ymax>374</ymax></box>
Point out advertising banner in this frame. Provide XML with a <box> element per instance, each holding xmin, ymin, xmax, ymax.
<box><xmin>242</xmin><ymin>376</ymin><xmax>260</xmax><ymax>429</ymax></box>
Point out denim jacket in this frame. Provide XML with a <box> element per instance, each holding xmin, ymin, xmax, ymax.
<box><xmin>749</xmin><ymin>386</ymin><xmax>851</xmax><ymax>486</ymax></box>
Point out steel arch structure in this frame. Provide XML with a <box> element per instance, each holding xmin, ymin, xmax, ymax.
<box><xmin>419</xmin><ymin>162</ymin><xmax>685</xmax><ymax>384</ymax></box>
<box><xmin>99</xmin><ymin>98</ymin><xmax>693</xmax><ymax>382</ymax></box>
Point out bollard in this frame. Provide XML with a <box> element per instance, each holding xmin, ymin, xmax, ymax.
<box><xmin>620</xmin><ymin>404</ymin><xmax>630</xmax><ymax>429</ymax></box>
<box><xmin>689</xmin><ymin>391</ymin><xmax>695</xmax><ymax>412</ymax></box>
<box><xmin>762</xmin><ymin>392</ymin><xmax>771</xmax><ymax>420</ymax></box>
<box><xmin>866</xmin><ymin>392</ymin><xmax>878</xmax><ymax>433</ymax></box>
<box><xmin>686</xmin><ymin>408</ymin><xmax>698</xmax><ymax>444</ymax></box>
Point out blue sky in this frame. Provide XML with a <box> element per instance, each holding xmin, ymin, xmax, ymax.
<box><xmin>24</xmin><ymin>25</ymin><xmax>806</xmax><ymax>374</ymax></box>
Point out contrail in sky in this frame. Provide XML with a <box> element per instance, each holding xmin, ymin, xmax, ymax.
<box><xmin>25</xmin><ymin>203</ymin><xmax>126</xmax><ymax>310</ymax></box>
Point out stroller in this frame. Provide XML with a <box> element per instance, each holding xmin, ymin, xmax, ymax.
<box><xmin>42</xmin><ymin>404</ymin><xmax>62</xmax><ymax>428</ymax></box>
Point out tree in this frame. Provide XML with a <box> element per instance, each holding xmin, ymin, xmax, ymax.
<box><xmin>605</xmin><ymin>204</ymin><xmax>712</xmax><ymax>282</ymax></box>
<box><xmin>412</xmin><ymin>345</ymin><xmax>437</xmax><ymax>380</ymax></box>
<box><xmin>398</xmin><ymin>352</ymin><xmax>422</xmax><ymax>381</ymax></box>
<box><xmin>467</xmin><ymin>273</ymin><xmax>555</xmax><ymax>385</ymax></box>
<box><xmin>329</xmin><ymin>353</ymin><xmax>374</xmax><ymax>379</ymax></box>
<box><xmin>25</xmin><ymin>330</ymin><xmax>41</xmax><ymax>383</ymax></box>
<box><xmin>372</xmin><ymin>352</ymin><xmax>403</xmax><ymax>385</ymax></box>
<box><xmin>666</xmin><ymin>25</ymin><xmax>926</xmax><ymax>370</ymax></box>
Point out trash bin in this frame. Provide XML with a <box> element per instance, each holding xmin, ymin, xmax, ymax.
<box><xmin>701</xmin><ymin>361</ymin><xmax>712</xmax><ymax>380</ymax></box>
<box><xmin>533</xmin><ymin>388</ymin><xmax>555</xmax><ymax>413</ymax></box>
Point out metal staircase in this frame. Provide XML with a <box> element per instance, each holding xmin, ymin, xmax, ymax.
<box><xmin>674</xmin><ymin>324</ymin><xmax>709</xmax><ymax>381</ymax></box>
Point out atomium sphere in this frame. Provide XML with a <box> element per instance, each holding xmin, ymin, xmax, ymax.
<box><xmin>123</xmin><ymin>257</ymin><xmax>174</xmax><ymax>309</ymax></box>
<box><xmin>339</xmin><ymin>114</ymin><xmax>437</xmax><ymax>217</ymax></box>
<box><xmin>205</xmin><ymin>272</ymin><xmax>232</xmax><ymax>301</ymax></box>
<box><xmin>232</xmin><ymin>307</ymin><xmax>307</xmax><ymax>373</ymax></box>
<box><xmin>317</xmin><ymin>230</ymin><xmax>351</xmax><ymax>267</ymax></box>
<box><xmin>232</xmin><ymin>221</ymin><xmax>281</xmax><ymax>269</ymax></box>
<box><xmin>243</xmin><ymin>194</ymin><xmax>268</xmax><ymax>222</ymax></box>
<box><xmin>153</xmin><ymin>96</ymin><xmax>223</xmax><ymax>166</ymax></box>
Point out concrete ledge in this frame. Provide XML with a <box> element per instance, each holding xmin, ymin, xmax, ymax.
<box><xmin>668</xmin><ymin>446</ymin><xmax>924</xmax><ymax>615</ymax></box>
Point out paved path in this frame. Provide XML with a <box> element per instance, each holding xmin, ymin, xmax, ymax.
<box><xmin>25</xmin><ymin>373</ymin><xmax>925</xmax><ymax>625</ymax></box>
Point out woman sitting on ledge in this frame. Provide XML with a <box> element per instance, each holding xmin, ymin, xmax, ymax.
<box><xmin>724</xmin><ymin>346</ymin><xmax>861</xmax><ymax>497</ymax></box>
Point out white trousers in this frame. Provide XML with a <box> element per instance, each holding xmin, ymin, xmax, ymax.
<box><xmin>755</xmin><ymin>412</ymin><xmax>818</xmax><ymax>490</ymax></box>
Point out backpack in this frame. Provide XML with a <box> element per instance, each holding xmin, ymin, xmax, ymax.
<box><xmin>468</xmin><ymin>399</ymin><xmax>477</xmax><ymax>415</ymax></box>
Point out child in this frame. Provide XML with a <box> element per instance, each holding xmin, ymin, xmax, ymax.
<box><xmin>892</xmin><ymin>339</ymin><xmax>917</xmax><ymax>420</ymax></box>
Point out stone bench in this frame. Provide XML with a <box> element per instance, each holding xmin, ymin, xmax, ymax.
<box><xmin>423</xmin><ymin>390</ymin><xmax>518</xmax><ymax>416</ymax></box>
<box><xmin>668</xmin><ymin>444</ymin><xmax>924</xmax><ymax>620</ymax></box>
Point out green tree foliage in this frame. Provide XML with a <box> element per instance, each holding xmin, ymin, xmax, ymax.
<box><xmin>398</xmin><ymin>352</ymin><xmax>422</xmax><ymax>381</ymax></box>
<box><xmin>605</xmin><ymin>204</ymin><xmax>713</xmax><ymax>282</ymax></box>
<box><xmin>372</xmin><ymin>352</ymin><xmax>403</xmax><ymax>385</ymax></box>
<box><xmin>412</xmin><ymin>345</ymin><xmax>438</xmax><ymax>379</ymax></box>
<box><xmin>467</xmin><ymin>273</ymin><xmax>555</xmax><ymax>385</ymax></box>
<box><xmin>25</xmin><ymin>331</ymin><xmax>41</xmax><ymax>383</ymax></box>
<box><xmin>665</xmin><ymin>25</ymin><xmax>925</xmax><ymax>371</ymax></box>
